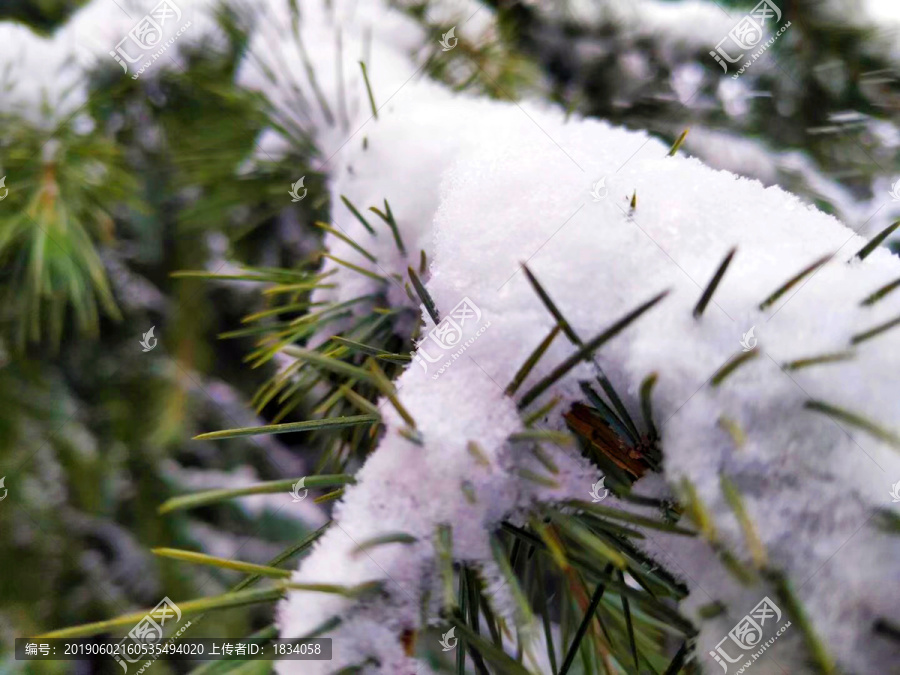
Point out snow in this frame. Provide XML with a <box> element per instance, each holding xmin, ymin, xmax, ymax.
<box><xmin>0</xmin><ymin>0</ymin><xmax>224</xmax><ymax>122</ymax></box>
<box><xmin>235</xmin><ymin>2</ymin><xmax>900</xmax><ymax>673</ymax></box>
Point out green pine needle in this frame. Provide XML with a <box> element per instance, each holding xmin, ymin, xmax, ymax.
<box><xmin>283</xmin><ymin>580</ymin><xmax>383</xmax><ymax>598</ymax></box>
<box><xmin>639</xmin><ymin>373</ymin><xmax>659</xmax><ymax>442</ymax></box>
<box><xmin>350</xmin><ymin>533</ymin><xmax>419</xmax><ymax>558</ymax></box>
<box><xmin>720</xmin><ymin>476</ymin><xmax>767</xmax><ymax>568</ymax></box>
<box><xmin>518</xmin><ymin>291</ymin><xmax>669</xmax><ymax>408</ymax></box>
<box><xmin>805</xmin><ymin>399</ymin><xmax>900</xmax><ymax>448</ymax></box>
<box><xmin>558</xmin><ymin>574</ymin><xmax>609</xmax><ymax>675</ymax></box>
<box><xmin>506</xmin><ymin>325</ymin><xmax>561</xmax><ymax>396</ymax></box>
<box><xmin>151</xmin><ymin>548</ymin><xmax>292</xmax><ymax>578</ymax></box>
<box><xmin>667</xmin><ymin>128</ymin><xmax>689</xmax><ymax>156</ymax></box>
<box><xmin>340</xmin><ymin>195</ymin><xmax>376</xmax><ymax>234</ymax></box>
<box><xmin>38</xmin><ymin>587</ymin><xmax>284</xmax><ymax>639</ymax></box>
<box><xmin>158</xmin><ymin>474</ymin><xmax>357</xmax><ymax>513</ymax></box>
<box><xmin>322</xmin><ymin>253</ymin><xmax>388</xmax><ymax>282</ymax></box>
<box><xmin>860</xmin><ymin>276</ymin><xmax>900</xmax><ymax>306</ymax></box>
<box><xmin>436</xmin><ymin>523</ymin><xmax>456</xmax><ymax>609</ymax></box>
<box><xmin>370</xmin><ymin>200</ymin><xmax>406</xmax><ymax>255</ymax></box>
<box><xmin>521</xmin><ymin>263</ymin><xmax>579</xmax><ymax>344</ymax></box>
<box><xmin>694</xmin><ymin>247</ymin><xmax>736</xmax><ymax>318</ymax></box>
<box><xmin>193</xmin><ymin>414</ymin><xmax>378</xmax><ymax>440</ymax></box>
<box><xmin>783</xmin><ymin>351</ymin><xmax>854</xmax><ymax>370</ymax></box>
<box><xmin>407</xmin><ymin>266</ymin><xmax>440</xmax><ymax>324</ymax></box>
<box><xmin>851</xmin><ymin>313</ymin><xmax>900</xmax><ymax>345</ymax></box>
<box><xmin>359</xmin><ymin>61</ymin><xmax>378</xmax><ymax>119</ymax></box>
<box><xmin>314</xmin><ymin>221</ymin><xmax>377</xmax><ymax>262</ymax></box>
<box><xmin>710</xmin><ymin>348</ymin><xmax>759</xmax><ymax>387</ymax></box>
<box><xmin>853</xmin><ymin>220</ymin><xmax>900</xmax><ymax>261</ymax></box>
<box><xmin>759</xmin><ymin>253</ymin><xmax>831</xmax><ymax>310</ymax></box>
<box><xmin>764</xmin><ymin>569</ymin><xmax>837</xmax><ymax>674</ymax></box>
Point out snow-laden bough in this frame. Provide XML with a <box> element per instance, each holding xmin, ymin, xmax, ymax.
<box><xmin>233</xmin><ymin>1</ymin><xmax>900</xmax><ymax>673</ymax></box>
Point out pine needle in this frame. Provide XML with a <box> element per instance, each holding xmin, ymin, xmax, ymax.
<box><xmin>694</xmin><ymin>247</ymin><xmax>736</xmax><ymax>318</ymax></box>
<box><xmin>351</xmin><ymin>533</ymin><xmax>418</xmax><ymax>557</ymax></box>
<box><xmin>572</xmin><ymin>501</ymin><xmax>696</xmax><ymax>536</ymax></box>
<box><xmin>467</xmin><ymin>440</ymin><xmax>492</xmax><ymax>467</ymax></box>
<box><xmin>718</xmin><ymin>415</ymin><xmax>746</xmax><ymax>448</ymax></box>
<box><xmin>407</xmin><ymin>266</ymin><xmax>440</xmax><ymax>323</ymax></box>
<box><xmin>617</xmin><ymin>569</ymin><xmax>640</xmax><ymax>671</ymax></box>
<box><xmin>853</xmin><ymin>220</ymin><xmax>900</xmax><ymax>261</ymax></box>
<box><xmin>231</xmin><ymin>523</ymin><xmax>330</xmax><ymax>592</ymax></box>
<box><xmin>449</xmin><ymin>620</ymin><xmax>531</xmax><ymax>675</ymax></box>
<box><xmin>314</xmin><ymin>488</ymin><xmax>345</xmax><ymax>504</ymax></box>
<box><xmin>370</xmin><ymin>200</ymin><xmax>406</xmax><ymax>255</ymax></box>
<box><xmin>662</xmin><ymin>641</ymin><xmax>690</xmax><ymax>675</ymax></box>
<box><xmin>508</xmin><ymin>430</ymin><xmax>573</xmax><ymax>445</ymax></box>
<box><xmin>523</xmin><ymin>396</ymin><xmax>561</xmax><ymax>426</ymax></box>
<box><xmin>759</xmin><ymin>253</ymin><xmax>831</xmax><ymax>310</ymax></box>
<box><xmin>639</xmin><ymin>373</ymin><xmax>659</xmax><ymax>442</ymax></box>
<box><xmin>860</xmin><ymin>276</ymin><xmax>900</xmax><ymax>306</ymax></box>
<box><xmin>329</xmin><ymin>336</ymin><xmax>394</xmax><ymax>358</ymax></box>
<box><xmin>151</xmin><ymin>548</ymin><xmax>292</xmax><ymax>578</ymax></box>
<box><xmin>710</xmin><ymin>348</ymin><xmax>759</xmax><ymax>387</ymax></box>
<box><xmin>38</xmin><ymin>587</ymin><xmax>284</xmax><ymax>639</ymax></box>
<box><xmin>783</xmin><ymin>351</ymin><xmax>854</xmax><ymax>370</ymax></box>
<box><xmin>158</xmin><ymin>474</ymin><xmax>356</xmax><ymax>513</ymax></box>
<box><xmin>505</xmin><ymin>325</ymin><xmax>561</xmax><ymax>396</ymax></box>
<box><xmin>366</xmin><ymin>358</ymin><xmax>417</xmax><ymax>427</ymax></box>
<box><xmin>340</xmin><ymin>195</ymin><xmax>376</xmax><ymax>234</ymax></box>
<box><xmin>804</xmin><ymin>400</ymin><xmax>900</xmax><ymax>448</ymax></box>
<box><xmin>489</xmin><ymin>535</ymin><xmax>534</xmax><ymax>626</ymax></box>
<box><xmin>559</xmin><ymin>575</ymin><xmax>609</xmax><ymax>675</ymax></box>
<box><xmin>282</xmin><ymin>346</ymin><xmax>380</xmax><ymax>385</ymax></box>
<box><xmin>359</xmin><ymin>61</ymin><xmax>378</xmax><ymax>119</ymax></box>
<box><xmin>850</xmin><ymin>313</ymin><xmax>900</xmax><ymax>345</ymax></box>
<box><xmin>283</xmin><ymin>580</ymin><xmax>383</xmax><ymax>598</ymax></box>
<box><xmin>667</xmin><ymin>128</ymin><xmax>689</xmax><ymax>156</ymax></box>
<box><xmin>521</xmin><ymin>263</ymin><xmax>579</xmax><ymax>344</ymax></box>
<box><xmin>322</xmin><ymin>253</ymin><xmax>387</xmax><ymax>282</ymax></box>
<box><xmin>435</xmin><ymin>523</ymin><xmax>455</xmax><ymax>609</ymax></box>
<box><xmin>720</xmin><ymin>476</ymin><xmax>767</xmax><ymax>568</ymax></box>
<box><xmin>314</xmin><ymin>222</ymin><xmax>376</xmax><ymax>262</ymax></box>
<box><xmin>518</xmin><ymin>291</ymin><xmax>669</xmax><ymax>408</ymax></box>
<box><xmin>193</xmin><ymin>414</ymin><xmax>378</xmax><ymax>440</ymax></box>
<box><xmin>764</xmin><ymin>568</ymin><xmax>837</xmax><ymax>674</ymax></box>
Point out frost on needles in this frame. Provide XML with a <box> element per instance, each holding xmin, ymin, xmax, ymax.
<box><xmin>232</xmin><ymin>1</ymin><xmax>900</xmax><ymax>673</ymax></box>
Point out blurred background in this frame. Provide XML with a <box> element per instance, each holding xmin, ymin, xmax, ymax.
<box><xmin>0</xmin><ymin>0</ymin><xmax>898</xmax><ymax>672</ymax></box>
